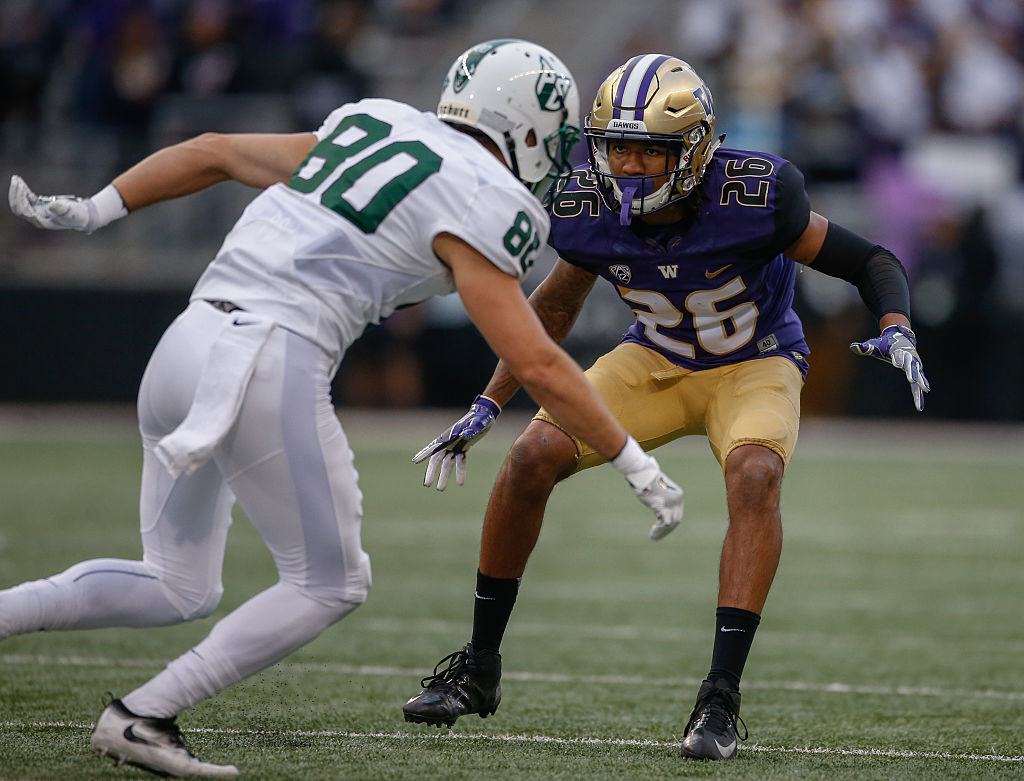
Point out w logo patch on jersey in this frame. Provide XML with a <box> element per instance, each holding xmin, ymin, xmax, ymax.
<box><xmin>609</xmin><ymin>264</ymin><xmax>632</xmax><ymax>284</ymax></box>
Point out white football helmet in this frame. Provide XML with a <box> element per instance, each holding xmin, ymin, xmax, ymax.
<box><xmin>437</xmin><ymin>39</ymin><xmax>580</xmax><ymax>203</ymax></box>
<box><xmin>584</xmin><ymin>54</ymin><xmax>723</xmax><ymax>222</ymax></box>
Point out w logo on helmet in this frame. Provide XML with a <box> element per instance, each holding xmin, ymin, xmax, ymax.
<box><xmin>452</xmin><ymin>39</ymin><xmax>517</xmax><ymax>93</ymax></box>
<box><xmin>536</xmin><ymin>55</ymin><xmax>571</xmax><ymax>112</ymax></box>
<box><xmin>692</xmin><ymin>84</ymin><xmax>714</xmax><ymax>120</ymax></box>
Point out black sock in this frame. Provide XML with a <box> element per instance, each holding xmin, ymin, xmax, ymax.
<box><xmin>708</xmin><ymin>606</ymin><xmax>761</xmax><ymax>690</ymax></box>
<box><xmin>470</xmin><ymin>570</ymin><xmax>520</xmax><ymax>654</ymax></box>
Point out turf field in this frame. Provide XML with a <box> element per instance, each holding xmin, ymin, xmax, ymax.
<box><xmin>1</xmin><ymin>407</ymin><xmax>1022</xmax><ymax>780</ymax></box>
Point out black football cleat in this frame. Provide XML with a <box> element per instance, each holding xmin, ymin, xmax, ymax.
<box><xmin>403</xmin><ymin>643</ymin><xmax>501</xmax><ymax>727</ymax></box>
<box><xmin>679</xmin><ymin>678</ymin><xmax>747</xmax><ymax>761</ymax></box>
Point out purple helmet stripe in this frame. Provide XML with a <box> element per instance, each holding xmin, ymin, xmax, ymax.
<box><xmin>632</xmin><ymin>55</ymin><xmax>670</xmax><ymax>120</ymax></box>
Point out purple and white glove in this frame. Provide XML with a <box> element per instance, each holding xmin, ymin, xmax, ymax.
<box><xmin>413</xmin><ymin>395</ymin><xmax>500</xmax><ymax>490</ymax></box>
<box><xmin>850</xmin><ymin>324</ymin><xmax>930</xmax><ymax>412</ymax></box>
<box><xmin>611</xmin><ymin>436</ymin><xmax>684</xmax><ymax>541</ymax></box>
<box><xmin>9</xmin><ymin>175</ymin><xmax>127</xmax><ymax>234</ymax></box>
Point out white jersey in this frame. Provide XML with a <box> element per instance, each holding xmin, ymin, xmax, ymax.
<box><xmin>192</xmin><ymin>98</ymin><xmax>550</xmax><ymax>364</ymax></box>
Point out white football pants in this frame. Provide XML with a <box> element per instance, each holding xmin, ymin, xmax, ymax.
<box><xmin>0</xmin><ymin>301</ymin><xmax>371</xmax><ymax>717</ymax></box>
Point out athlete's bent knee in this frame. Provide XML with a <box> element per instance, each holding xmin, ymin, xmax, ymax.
<box><xmin>174</xmin><ymin>584</ymin><xmax>224</xmax><ymax>621</ymax></box>
<box><xmin>297</xmin><ymin>548</ymin><xmax>372</xmax><ymax>611</ymax></box>
<box><xmin>726</xmin><ymin>445</ymin><xmax>783</xmax><ymax>494</ymax></box>
<box><xmin>505</xmin><ymin>423</ymin><xmax>577</xmax><ymax>486</ymax></box>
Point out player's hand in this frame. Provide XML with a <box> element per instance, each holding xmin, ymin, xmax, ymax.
<box><xmin>631</xmin><ymin>466</ymin><xmax>685</xmax><ymax>541</ymax></box>
<box><xmin>611</xmin><ymin>437</ymin><xmax>684</xmax><ymax>540</ymax></box>
<box><xmin>413</xmin><ymin>395</ymin><xmax>500</xmax><ymax>490</ymax></box>
<box><xmin>850</xmin><ymin>324</ymin><xmax>930</xmax><ymax>412</ymax></box>
<box><xmin>9</xmin><ymin>175</ymin><xmax>101</xmax><ymax>233</ymax></box>
<box><xmin>616</xmin><ymin>449</ymin><xmax>684</xmax><ymax>540</ymax></box>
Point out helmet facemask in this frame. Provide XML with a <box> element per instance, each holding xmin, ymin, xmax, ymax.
<box><xmin>584</xmin><ymin>54</ymin><xmax>723</xmax><ymax>225</ymax></box>
<box><xmin>530</xmin><ymin>121</ymin><xmax>580</xmax><ymax>204</ymax></box>
<box><xmin>586</xmin><ymin>119</ymin><xmax>718</xmax><ymax>224</ymax></box>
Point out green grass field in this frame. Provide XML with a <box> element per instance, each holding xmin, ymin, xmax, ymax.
<box><xmin>1</xmin><ymin>408</ymin><xmax>1022</xmax><ymax>780</ymax></box>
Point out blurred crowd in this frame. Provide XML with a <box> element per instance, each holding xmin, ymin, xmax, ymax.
<box><xmin>672</xmin><ymin>0</ymin><xmax>1024</xmax><ymax>420</ymax></box>
<box><xmin>0</xmin><ymin>0</ymin><xmax>468</xmax><ymax>166</ymax></box>
<box><xmin>2</xmin><ymin>0</ymin><xmax>1022</xmax><ymax>419</ymax></box>
<box><xmin>678</xmin><ymin>0</ymin><xmax>1023</xmax><ymax>177</ymax></box>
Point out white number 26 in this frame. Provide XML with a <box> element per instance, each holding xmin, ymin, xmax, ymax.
<box><xmin>619</xmin><ymin>277</ymin><xmax>758</xmax><ymax>358</ymax></box>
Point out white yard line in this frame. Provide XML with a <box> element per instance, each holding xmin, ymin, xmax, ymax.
<box><xmin>1</xmin><ymin>720</ymin><xmax>1021</xmax><ymax>763</ymax></box>
<box><xmin>3</xmin><ymin>653</ymin><xmax>1023</xmax><ymax>701</ymax></box>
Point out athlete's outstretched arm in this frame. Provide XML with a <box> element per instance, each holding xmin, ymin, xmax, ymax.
<box><xmin>412</xmin><ymin>254</ymin><xmax>596</xmax><ymax>490</ymax></box>
<box><xmin>113</xmin><ymin>132</ymin><xmax>317</xmax><ymax>211</ymax></box>
<box><xmin>480</xmin><ymin>257</ymin><xmax>598</xmax><ymax>407</ymax></box>
<box><xmin>433</xmin><ymin>232</ymin><xmax>684</xmax><ymax>538</ymax></box>
<box><xmin>788</xmin><ymin>211</ymin><xmax>930</xmax><ymax>411</ymax></box>
<box><xmin>9</xmin><ymin>132</ymin><xmax>316</xmax><ymax>233</ymax></box>
<box><xmin>438</xmin><ymin>236</ymin><xmax>622</xmax><ymax>459</ymax></box>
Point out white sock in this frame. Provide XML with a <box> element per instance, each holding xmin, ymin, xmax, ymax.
<box><xmin>123</xmin><ymin>581</ymin><xmax>358</xmax><ymax>717</ymax></box>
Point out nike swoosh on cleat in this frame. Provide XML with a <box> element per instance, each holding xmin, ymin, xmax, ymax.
<box><xmin>705</xmin><ymin>264</ymin><xmax>732</xmax><ymax>279</ymax></box>
<box><xmin>714</xmin><ymin>737</ymin><xmax>736</xmax><ymax>756</ymax></box>
<box><xmin>123</xmin><ymin>725</ymin><xmax>155</xmax><ymax>745</ymax></box>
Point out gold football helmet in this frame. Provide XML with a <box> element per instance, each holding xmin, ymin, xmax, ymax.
<box><xmin>584</xmin><ymin>54</ymin><xmax>723</xmax><ymax>222</ymax></box>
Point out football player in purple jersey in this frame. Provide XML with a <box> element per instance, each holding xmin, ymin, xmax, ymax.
<box><xmin>404</xmin><ymin>54</ymin><xmax>929</xmax><ymax>760</ymax></box>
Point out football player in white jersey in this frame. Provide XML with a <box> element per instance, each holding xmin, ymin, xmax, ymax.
<box><xmin>4</xmin><ymin>39</ymin><xmax>683</xmax><ymax>778</ymax></box>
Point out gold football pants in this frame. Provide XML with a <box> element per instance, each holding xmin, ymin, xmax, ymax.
<box><xmin>535</xmin><ymin>342</ymin><xmax>803</xmax><ymax>472</ymax></box>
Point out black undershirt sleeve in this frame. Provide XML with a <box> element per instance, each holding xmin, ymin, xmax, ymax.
<box><xmin>768</xmin><ymin>162</ymin><xmax>811</xmax><ymax>257</ymax></box>
<box><xmin>810</xmin><ymin>221</ymin><xmax>911</xmax><ymax>320</ymax></box>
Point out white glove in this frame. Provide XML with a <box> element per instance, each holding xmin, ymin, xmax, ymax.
<box><xmin>610</xmin><ymin>436</ymin><xmax>684</xmax><ymax>541</ymax></box>
<box><xmin>9</xmin><ymin>175</ymin><xmax>127</xmax><ymax>234</ymax></box>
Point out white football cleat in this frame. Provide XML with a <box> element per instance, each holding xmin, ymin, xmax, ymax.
<box><xmin>91</xmin><ymin>697</ymin><xmax>239</xmax><ymax>778</ymax></box>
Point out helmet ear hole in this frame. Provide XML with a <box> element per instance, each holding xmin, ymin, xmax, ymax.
<box><xmin>525</xmin><ymin>129</ymin><xmax>537</xmax><ymax>148</ymax></box>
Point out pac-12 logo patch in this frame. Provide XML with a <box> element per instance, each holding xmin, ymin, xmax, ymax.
<box><xmin>609</xmin><ymin>264</ymin><xmax>632</xmax><ymax>284</ymax></box>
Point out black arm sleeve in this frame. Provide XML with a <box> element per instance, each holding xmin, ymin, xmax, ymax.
<box><xmin>810</xmin><ymin>221</ymin><xmax>911</xmax><ymax>320</ymax></box>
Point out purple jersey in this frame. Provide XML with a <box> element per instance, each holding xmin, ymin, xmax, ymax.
<box><xmin>550</xmin><ymin>148</ymin><xmax>812</xmax><ymax>375</ymax></box>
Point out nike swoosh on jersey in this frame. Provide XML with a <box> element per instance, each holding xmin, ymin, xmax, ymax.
<box><xmin>705</xmin><ymin>264</ymin><xmax>732</xmax><ymax>279</ymax></box>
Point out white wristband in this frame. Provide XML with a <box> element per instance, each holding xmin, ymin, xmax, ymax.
<box><xmin>611</xmin><ymin>436</ymin><xmax>659</xmax><ymax>490</ymax></box>
<box><xmin>611</xmin><ymin>435</ymin><xmax>646</xmax><ymax>471</ymax></box>
<box><xmin>88</xmin><ymin>184</ymin><xmax>128</xmax><ymax>230</ymax></box>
